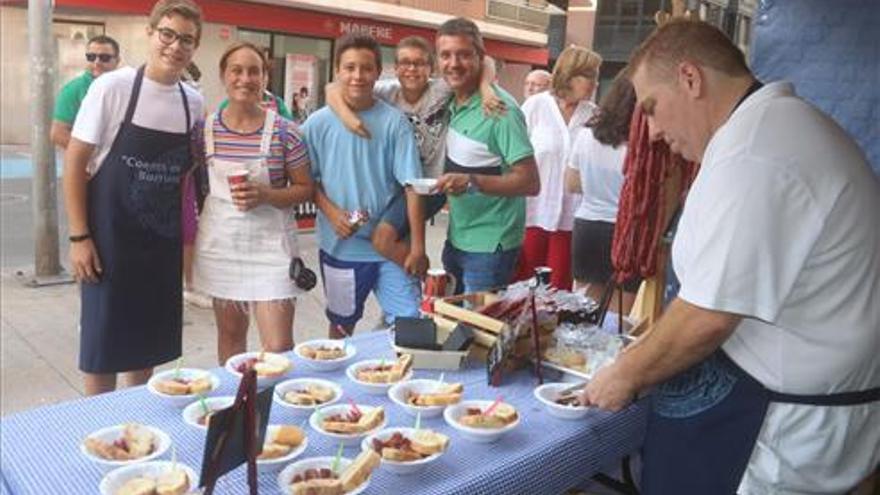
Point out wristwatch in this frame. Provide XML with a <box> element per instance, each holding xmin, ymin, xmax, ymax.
<box><xmin>69</xmin><ymin>233</ymin><xmax>91</xmax><ymax>242</ymax></box>
<box><xmin>466</xmin><ymin>174</ymin><xmax>479</xmax><ymax>194</ymax></box>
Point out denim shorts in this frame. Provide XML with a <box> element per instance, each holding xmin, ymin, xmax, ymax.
<box><xmin>318</xmin><ymin>250</ymin><xmax>420</xmax><ymax>327</ymax></box>
<box><xmin>441</xmin><ymin>241</ymin><xmax>520</xmax><ymax>294</ymax></box>
<box><xmin>379</xmin><ymin>191</ymin><xmax>447</xmax><ymax>238</ymax></box>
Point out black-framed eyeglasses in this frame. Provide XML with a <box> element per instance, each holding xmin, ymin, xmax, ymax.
<box><xmin>86</xmin><ymin>53</ymin><xmax>115</xmax><ymax>63</ymax></box>
<box><xmin>155</xmin><ymin>27</ymin><xmax>197</xmax><ymax>50</ymax></box>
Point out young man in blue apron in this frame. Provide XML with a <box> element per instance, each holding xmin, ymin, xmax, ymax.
<box><xmin>62</xmin><ymin>0</ymin><xmax>204</xmax><ymax>396</ymax></box>
<box><xmin>582</xmin><ymin>20</ymin><xmax>880</xmax><ymax>493</ymax></box>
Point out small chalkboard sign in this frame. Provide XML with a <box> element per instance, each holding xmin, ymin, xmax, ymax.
<box><xmin>199</xmin><ymin>369</ymin><xmax>273</xmax><ymax>495</ymax></box>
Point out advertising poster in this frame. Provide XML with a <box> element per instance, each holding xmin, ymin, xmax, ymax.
<box><xmin>284</xmin><ymin>54</ymin><xmax>318</xmax><ymax>122</ymax></box>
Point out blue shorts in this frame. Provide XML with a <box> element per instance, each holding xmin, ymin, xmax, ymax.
<box><xmin>318</xmin><ymin>250</ymin><xmax>420</xmax><ymax>327</ymax></box>
<box><xmin>379</xmin><ymin>192</ymin><xmax>447</xmax><ymax>238</ymax></box>
<box><xmin>441</xmin><ymin>241</ymin><xmax>520</xmax><ymax>294</ymax></box>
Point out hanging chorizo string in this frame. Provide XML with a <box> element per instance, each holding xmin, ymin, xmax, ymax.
<box><xmin>611</xmin><ymin>106</ymin><xmax>698</xmax><ymax>285</ymax></box>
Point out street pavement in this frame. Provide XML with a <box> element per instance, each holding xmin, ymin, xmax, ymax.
<box><xmin>0</xmin><ymin>145</ymin><xmax>449</xmax><ymax>416</ymax></box>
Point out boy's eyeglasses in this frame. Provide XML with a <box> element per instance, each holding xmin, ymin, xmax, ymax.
<box><xmin>155</xmin><ymin>27</ymin><xmax>197</xmax><ymax>50</ymax></box>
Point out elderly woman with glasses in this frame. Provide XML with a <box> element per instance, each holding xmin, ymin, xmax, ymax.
<box><xmin>62</xmin><ymin>0</ymin><xmax>205</xmax><ymax>395</ymax></box>
<box><xmin>513</xmin><ymin>45</ymin><xmax>602</xmax><ymax>290</ymax></box>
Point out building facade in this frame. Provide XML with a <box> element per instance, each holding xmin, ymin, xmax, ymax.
<box><xmin>2</xmin><ymin>0</ymin><xmax>565</xmax><ymax>145</ymax></box>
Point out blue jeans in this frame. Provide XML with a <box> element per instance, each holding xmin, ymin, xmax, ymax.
<box><xmin>441</xmin><ymin>241</ymin><xmax>520</xmax><ymax>294</ymax></box>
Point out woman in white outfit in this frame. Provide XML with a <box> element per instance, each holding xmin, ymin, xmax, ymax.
<box><xmin>514</xmin><ymin>45</ymin><xmax>602</xmax><ymax>289</ymax></box>
<box><xmin>565</xmin><ymin>72</ymin><xmax>639</xmax><ymax>312</ymax></box>
<box><xmin>193</xmin><ymin>41</ymin><xmax>314</xmax><ymax>364</ymax></box>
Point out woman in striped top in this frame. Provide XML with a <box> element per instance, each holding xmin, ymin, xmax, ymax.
<box><xmin>193</xmin><ymin>41</ymin><xmax>314</xmax><ymax>364</ymax></box>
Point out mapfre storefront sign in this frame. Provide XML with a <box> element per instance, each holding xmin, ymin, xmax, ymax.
<box><xmin>338</xmin><ymin>21</ymin><xmax>394</xmax><ymax>42</ymax></box>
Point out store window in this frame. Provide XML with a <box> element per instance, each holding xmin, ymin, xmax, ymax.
<box><xmin>239</xmin><ymin>29</ymin><xmax>332</xmax><ymax>122</ymax></box>
<box><xmin>52</xmin><ymin>20</ymin><xmax>104</xmax><ymax>93</ymax></box>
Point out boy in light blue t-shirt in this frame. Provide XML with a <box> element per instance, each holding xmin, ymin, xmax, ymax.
<box><xmin>302</xmin><ymin>33</ymin><xmax>426</xmax><ymax>338</ymax></box>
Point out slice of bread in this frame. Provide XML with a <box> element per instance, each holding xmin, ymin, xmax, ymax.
<box><xmin>414</xmin><ymin>392</ymin><xmax>461</xmax><ymax>407</ymax></box>
<box><xmin>340</xmin><ymin>449</ymin><xmax>380</xmax><ymax>492</ymax></box>
<box><xmin>381</xmin><ymin>447</ymin><xmax>424</xmax><ymax>462</ymax></box>
<box><xmin>409</xmin><ymin>430</ymin><xmax>449</xmax><ymax>456</ymax></box>
<box><xmin>321</xmin><ymin>420</ymin><xmax>363</xmax><ymax>434</ymax></box>
<box><xmin>116</xmin><ymin>477</ymin><xmax>157</xmax><ymax>495</ymax></box>
<box><xmin>188</xmin><ymin>377</ymin><xmax>213</xmax><ymax>395</ymax></box>
<box><xmin>83</xmin><ymin>437</ymin><xmax>133</xmax><ymax>461</ymax></box>
<box><xmin>284</xmin><ymin>391</ymin><xmax>316</xmax><ymax>406</ymax></box>
<box><xmin>155</xmin><ymin>379</ymin><xmax>190</xmax><ymax>395</ymax></box>
<box><xmin>274</xmin><ymin>425</ymin><xmax>304</xmax><ymax>447</ymax></box>
<box><xmin>390</xmin><ymin>354</ymin><xmax>413</xmax><ymax>381</ymax></box>
<box><xmin>492</xmin><ymin>403</ymin><xmax>518</xmax><ymax>424</ymax></box>
<box><xmin>123</xmin><ymin>424</ymin><xmax>155</xmax><ymax>458</ymax></box>
<box><xmin>258</xmin><ymin>442</ymin><xmax>292</xmax><ymax>460</ymax></box>
<box><xmin>155</xmin><ymin>468</ymin><xmax>190</xmax><ymax>495</ymax></box>
<box><xmin>437</xmin><ymin>382</ymin><xmax>464</xmax><ymax>394</ymax></box>
<box><xmin>459</xmin><ymin>414</ymin><xmax>507</xmax><ymax>429</ymax></box>
<box><xmin>356</xmin><ymin>407</ymin><xmax>384</xmax><ymax>432</ymax></box>
<box><xmin>290</xmin><ymin>478</ymin><xmax>343</xmax><ymax>495</ymax></box>
<box><xmin>307</xmin><ymin>384</ymin><xmax>335</xmax><ymax>403</ymax></box>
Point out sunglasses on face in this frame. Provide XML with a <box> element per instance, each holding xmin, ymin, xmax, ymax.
<box><xmin>86</xmin><ymin>53</ymin><xmax>115</xmax><ymax>63</ymax></box>
<box><xmin>155</xmin><ymin>27</ymin><xmax>197</xmax><ymax>50</ymax></box>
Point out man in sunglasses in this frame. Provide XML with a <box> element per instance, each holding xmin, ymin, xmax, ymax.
<box><xmin>51</xmin><ymin>35</ymin><xmax>120</xmax><ymax>149</ymax></box>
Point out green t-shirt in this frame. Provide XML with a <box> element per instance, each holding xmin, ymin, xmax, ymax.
<box><xmin>217</xmin><ymin>91</ymin><xmax>294</xmax><ymax>120</ymax></box>
<box><xmin>53</xmin><ymin>70</ymin><xmax>94</xmax><ymax>124</ymax></box>
<box><xmin>445</xmin><ymin>86</ymin><xmax>534</xmax><ymax>252</ymax></box>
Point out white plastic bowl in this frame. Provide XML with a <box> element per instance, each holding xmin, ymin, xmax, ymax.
<box><xmin>224</xmin><ymin>351</ymin><xmax>292</xmax><ymax>388</ymax></box>
<box><xmin>277</xmin><ymin>456</ymin><xmax>370</xmax><ymax>495</ymax></box>
<box><xmin>99</xmin><ymin>460</ymin><xmax>198</xmax><ymax>495</ymax></box>
<box><xmin>443</xmin><ymin>400</ymin><xmax>520</xmax><ymax>444</ymax></box>
<box><xmin>274</xmin><ymin>378</ymin><xmax>343</xmax><ymax>417</ymax></box>
<box><xmin>182</xmin><ymin>396</ymin><xmax>236</xmax><ymax>432</ymax></box>
<box><xmin>387</xmin><ymin>379</ymin><xmax>455</xmax><ymax>418</ymax></box>
<box><xmin>81</xmin><ymin>424</ymin><xmax>171</xmax><ymax>472</ymax></box>
<box><xmin>146</xmin><ymin>368</ymin><xmax>220</xmax><ymax>408</ymax></box>
<box><xmin>256</xmin><ymin>425</ymin><xmax>309</xmax><ymax>473</ymax></box>
<box><xmin>346</xmin><ymin>359</ymin><xmax>413</xmax><ymax>395</ymax></box>
<box><xmin>360</xmin><ymin>427</ymin><xmax>448</xmax><ymax>475</ymax></box>
<box><xmin>294</xmin><ymin>339</ymin><xmax>356</xmax><ymax>372</ymax></box>
<box><xmin>408</xmin><ymin>178</ymin><xmax>439</xmax><ymax>195</ymax></box>
<box><xmin>309</xmin><ymin>404</ymin><xmax>386</xmax><ymax>446</ymax></box>
<box><xmin>533</xmin><ymin>382</ymin><xmax>592</xmax><ymax>420</ymax></box>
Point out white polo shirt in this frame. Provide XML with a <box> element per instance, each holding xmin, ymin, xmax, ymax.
<box><xmin>673</xmin><ymin>81</ymin><xmax>880</xmax><ymax>493</ymax></box>
<box><xmin>521</xmin><ymin>92</ymin><xmax>595</xmax><ymax>232</ymax></box>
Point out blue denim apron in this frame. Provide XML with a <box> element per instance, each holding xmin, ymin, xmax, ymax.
<box><xmin>642</xmin><ymin>350</ymin><xmax>880</xmax><ymax>494</ymax></box>
<box><xmin>79</xmin><ymin>66</ymin><xmax>192</xmax><ymax>373</ymax></box>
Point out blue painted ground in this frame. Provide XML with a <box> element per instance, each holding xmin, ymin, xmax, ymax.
<box><xmin>0</xmin><ymin>151</ymin><xmax>63</xmax><ymax>179</ymax></box>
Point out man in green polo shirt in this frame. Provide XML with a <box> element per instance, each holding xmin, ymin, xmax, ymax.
<box><xmin>434</xmin><ymin>17</ymin><xmax>539</xmax><ymax>294</ymax></box>
<box><xmin>51</xmin><ymin>35</ymin><xmax>120</xmax><ymax>149</ymax></box>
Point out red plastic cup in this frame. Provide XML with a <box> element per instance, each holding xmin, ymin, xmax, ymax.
<box><xmin>424</xmin><ymin>268</ymin><xmax>450</xmax><ymax>297</ymax></box>
<box><xmin>227</xmin><ymin>169</ymin><xmax>249</xmax><ymax>188</ymax></box>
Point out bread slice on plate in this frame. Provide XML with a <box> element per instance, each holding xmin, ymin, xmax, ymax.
<box><xmin>155</xmin><ymin>467</ymin><xmax>190</xmax><ymax>495</ymax></box>
<box><xmin>116</xmin><ymin>477</ymin><xmax>157</xmax><ymax>495</ymax></box>
<box><xmin>356</xmin><ymin>407</ymin><xmax>385</xmax><ymax>432</ymax></box>
<box><xmin>274</xmin><ymin>425</ymin><xmax>304</xmax><ymax>447</ymax></box>
<box><xmin>381</xmin><ymin>447</ymin><xmax>424</xmax><ymax>462</ymax></box>
<box><xmin>290</xmin><ymin>478</ymin><xmax>343</xmax><ymax>495</ymax></box>
<box><xmin>123</xmin><ymin>424</ymin><xmax>155</xmax><ymax>458</ymax></box>
<box><xmin>409</xmin><ymin>430</ymin><xmax>449</xmax><ymax>456</ymax></box>
<box><xmin>340</xmin><ymin>449</ymin><xmax>380</xmax><ymax>492</ymax></box>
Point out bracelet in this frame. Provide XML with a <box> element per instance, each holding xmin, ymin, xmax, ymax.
<box><xmin>69</xmin><ymin>233</ymin><xmax>91</xmax><ymax>242</ymax></box>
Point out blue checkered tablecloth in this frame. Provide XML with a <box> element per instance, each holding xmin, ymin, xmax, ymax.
<box><xmin>0</xmin><ymin>330</ymin><xmax>647</xmax><ymax>494</ymax></box>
